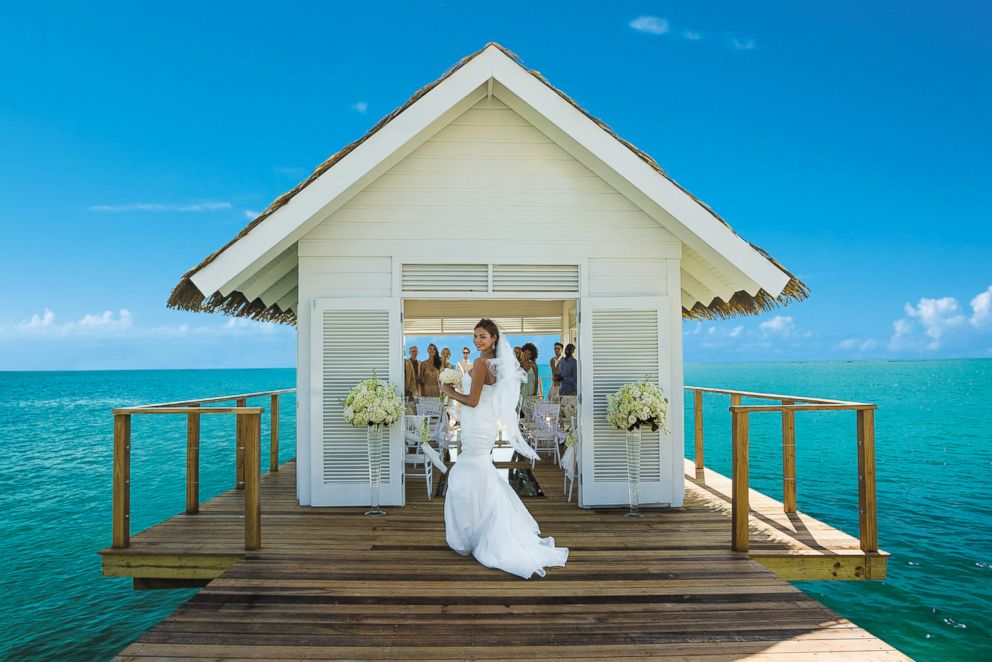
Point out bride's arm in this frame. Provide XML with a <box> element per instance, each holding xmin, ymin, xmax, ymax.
<box><xmin>441</xmin><ymin>357</ymin><xmax>488</xmax><ymax>408</ymax></box>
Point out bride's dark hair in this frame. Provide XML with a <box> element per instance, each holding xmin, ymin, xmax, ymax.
<box><xmin>475</xmin><ymin>318</ymin><xmax>500</xmax><ymax>355</ymax></box>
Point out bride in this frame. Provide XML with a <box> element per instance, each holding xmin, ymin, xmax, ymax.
<box><xmin>440</xmin><ymin>318</ymin><xmax>569</xmax><ymax>579</ymax></box>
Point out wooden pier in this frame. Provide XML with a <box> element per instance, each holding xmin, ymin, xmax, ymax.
<box><xmin>100</xmin><ymin>382</ymin><xmax>896</xmax><ymax>659</ymax></box>
<box><xmin>101</xmin><ymin>457</ymin><xmax>899</xmax><ymax>659</ymax></box>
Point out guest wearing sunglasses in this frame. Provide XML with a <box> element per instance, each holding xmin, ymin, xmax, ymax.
<box><xmin>457</xmin><ymin>346</ymin><xmax>473</xmax><ymax>376</ymax></box>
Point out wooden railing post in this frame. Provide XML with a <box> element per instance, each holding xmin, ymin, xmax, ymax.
<box><xmin>112</xmin><ymin>413</ymin><xmax>131</xmax><ymax>548</ymax></box>
<box><xmin>186</xmin><ymin>403</ymin><xmax>201</xmax><ymax>514</ymax></box>
<box><xmin>857</xmin><ymin>408</ymin><xmax>878</xmax><ymax>553</ymax></box>
<box><xmin>730</xmin><ymin>393</ymin><xmax>741</xmax><ymax>480</ymax></box>
<box><xmin>693</xmin><ymin>389</ymin><xmax>704</xmax><ymax>477</ymax></box>
<box><xmin>731</xmin><ymin>404</ymin><xmax>749</xmax><ymax>552</ymax></box>
<box><xmin>244</xmin><ymin>411</ymin><xmax>262</xmax><ymax>550</ymax></box>
<box><xmin>782</xmin><ymin>399</ymin><xmax>797</xmax><ymax>513</ymax></box>
<box><xmin>235</xmin><ymin>398</ymin><xmax>247</xmax><ymax>489</ymax></box>
<box><xmin>270</xmin><ymin>394</ymin><xmax>279</xmax><ymax>473</ymax></box>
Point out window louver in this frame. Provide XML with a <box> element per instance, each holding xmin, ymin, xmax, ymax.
<box><xmin>401</xmin><ymin>264</ymin><xmax>488</xmax><ymax>292</ymax></box>
<box><xmin>492</xmin><ymin>264</ymin><xmax>579</xmax><ymax>292</ymax></box>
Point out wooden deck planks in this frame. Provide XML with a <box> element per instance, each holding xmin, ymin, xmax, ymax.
<box><xmin>106</xmin><ymin>459</ymin><xmax>905</xmax><ymax>659</ymax></box>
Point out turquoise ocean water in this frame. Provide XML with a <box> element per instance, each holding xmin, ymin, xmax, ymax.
<box><xmin>1</xmin><ymin>361</ymin><xmax>990</xmax><ymax>660</ymax></box>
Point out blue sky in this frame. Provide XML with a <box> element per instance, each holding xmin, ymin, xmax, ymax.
<box><xmin>1</xmin><ymin>1</ymin><xmax>990</xmax><ymax>370</ymax></box>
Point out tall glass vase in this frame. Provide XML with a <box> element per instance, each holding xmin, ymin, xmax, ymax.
<box><xmin>625</xmin><ymin>427</ymin><xmax>644</xmax><ymax>518</ymax></box>
<box><xmin>365</xmin><ymin>423</ymin><xmax>386</xmax><ymax>516</ymax></box>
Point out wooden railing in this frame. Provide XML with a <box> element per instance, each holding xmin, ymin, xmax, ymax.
<box><xmin>111</xmin><ymin>388</ymin><xmax>295</xmax><ymax>552</ymax></box>
<box><xmin>685</xmin><ymin>386</ymin><xmax>878</xmax><ymax>555</ymax></box>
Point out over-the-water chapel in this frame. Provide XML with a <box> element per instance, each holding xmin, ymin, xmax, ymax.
<box><xmin>167</xmin><ymin>43</ymin><xmax>807</xmax><ymax>509</ymax></box>
<box><xmin>101</xmin><ymin>43</ymin><xmax>897</xmax><ymax>659</ymax></box>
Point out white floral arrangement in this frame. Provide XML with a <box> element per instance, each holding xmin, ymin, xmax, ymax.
<box><xmin>606</xmin><ymin>381</ymin><xmax>669</xmax><ymax>432</ymax></box>
<box><xmin>342</xmin><ymin>375</ymin><xmax>404</xmax><ymax>428</ymax></box>
<box><xmin>564</xmin><ymin>429</ymin><xmax>577</xmax><ymax>448</ymax></box>
<box><xmin>438</xmin><ymin>368</ymin><xmax>460</xmax><ymax>404</ymax></box>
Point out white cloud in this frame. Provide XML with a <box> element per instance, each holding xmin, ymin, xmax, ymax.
<box><xmin>731</xmin><ymin>38</ymin><xmax>757</xmax><ymax>51</ymax></box>
<box><xmin>244</xmin><ymin>209</ymin><xmax>261</xmax><ymax>220</ymax></box>
<box><xmin>0</xmin><ymin>308</ymin><xmax>292</xmax><ymax>341</ymax></box>
<box><xmin>5</xmin><ymin>308</ymin><xmax>133</xmax><ymax>338</ymax></box>
<box><xmin>23</xmin><ymin>309</ymin><xmax>55</xmax><ymax>330</ymax></box>
<box><xmin>88</xmin><ymin>202</ymin><xmax>231</xmax><ymax>213</ymax></box>
<box><xmin>351</xmin><ymin>101</ymin><xmax>368</xmax><ymax>113</ymax></box>
<box><xmin>970</xmin><ymin>285</ymin><xmax>992</xmax><ymax>328</ymax></box>
<box><xmin>729</xmin><ymin>325</ymin><xmax>743</xmax><ymax>338</ymax></box>
<box><xmin>907</xmin><ymin>297</ymin><xmax>964</xmax><ymax>348</ymax></box>
<box><xmin>759</xmin><ymin>315</ymin><xmax>794</xmax><ymax>336</ymax></box>
<box><xmin>888</xmin><ymin>295</ymin><xmax>967</xmax><ymax>351</ymax></box>
<box><xmin>684</xmin><ymin>30</ymin><xmax>701</xmax><ymax>41</ymax></box>
<box><xmin>839</xmin><ymin>337</ymin><xmax>878</xmax><ymax>351</ymax></box>
<box><xmin>630</xmin><ymin>16</ymin><xmax>669</xmax><ymax>35</ymax></box>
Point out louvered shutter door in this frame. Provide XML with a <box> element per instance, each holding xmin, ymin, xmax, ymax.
<box><xmin>578</xmin><ymin>297</ymin><xmax>673</xmax><ymax>507</ymax></box>
<box><xmin>310</xmin><ymin>298</ymin><xmax>404</xmax><ymax>506</ymax></box>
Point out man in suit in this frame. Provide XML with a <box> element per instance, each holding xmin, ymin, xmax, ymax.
<box><xmin>405</xmin><ymin>346</ymin><xmax>421</xmax><ymax>400</ymax></box>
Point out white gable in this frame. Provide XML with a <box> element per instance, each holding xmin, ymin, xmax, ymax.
<box><xmin>189</xmin><ymin>45</ymin><xmax>792</xmax><ymax>314</ymax></box>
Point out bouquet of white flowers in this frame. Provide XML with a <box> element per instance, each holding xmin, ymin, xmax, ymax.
<box><xmin>438</xmin><ymin>368</ymin><xmax>460</xmax><ymax>405</ymax></box>
<box><xmin>606</xmin><ymin>381</ymin><xmax>669</xmax><ymax>432</ymax></box>
<box><xmin>342</xmin><ymin>374</ymin><xmax>404</xmax><ymax>427</ymax></box>
<box><xmin>564</xmin><ymin>429</ymin><xmax>577</xmax><ymax>448</ymax></box>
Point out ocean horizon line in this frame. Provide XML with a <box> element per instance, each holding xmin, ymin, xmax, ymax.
<box><xmin>2</xmin><ymin>355</ymin><xmax>991</xmax><ymax>373</ymax></box>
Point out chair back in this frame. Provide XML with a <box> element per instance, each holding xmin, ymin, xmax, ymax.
<box><xmin>416</xmin><ymin>397</ymin><xmax>441</xmax><ymax>416</ymax></box>
<box><xmin>533</xmin><ymin>403</ymin><xmax>561</xmax><ymax>432</ymax></box>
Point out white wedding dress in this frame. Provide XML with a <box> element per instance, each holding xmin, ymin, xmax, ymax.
<box><xmin>444</xmin><ymin>370</ymin><xmax>569</xmax><ymax>579</ymax></box>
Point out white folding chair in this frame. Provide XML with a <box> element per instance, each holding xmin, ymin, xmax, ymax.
<box><xmin>404</xmin><ymin>447</ymin><xmax>433</xmax><ymax>500</ymax></box>
<box><xmin>529</xmin><ymin>403</ymin><xmax>561</xmax><ymax>467</ymax></box>
<box><xmin>403</xmin><ymin>416</ymin><xmax>434</xmax><ymax>499</ymax></box>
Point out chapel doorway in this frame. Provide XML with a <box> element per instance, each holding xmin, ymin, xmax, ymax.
<box><xmin>401</xmin><ymin>298</ymin><xmax>579</xmax><ymax>503</ymax></box>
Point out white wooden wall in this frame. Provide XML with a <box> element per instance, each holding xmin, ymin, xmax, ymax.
<box><xmin>296</xmin><ymin>96</ymin><xmax>684</xmax><ymax>506</ymax></box>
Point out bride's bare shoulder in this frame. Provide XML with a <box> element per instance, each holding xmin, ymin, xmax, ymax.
<box><xmin>473</xmin><ymin>357</ymin><xmax>497</xmax><ymax>384</ymax></box>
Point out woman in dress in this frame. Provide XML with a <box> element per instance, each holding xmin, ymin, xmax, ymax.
<box><xmin>440</xmin><ymin>347</ymin><xmax>453</xmax><ymax>370</ymax></box>
<box><xmin>519</xmin><ymin>342</ymin><xmax>541</xmax><ymax>399</ymax></box>
<box><xmin>419</xmin><ymin>343</ymin><xmax>442</xmax><ymax>397</ymax></box>
<box><xmin>440</xmin><ymin>319</ymin><xmax>568</xmax><ymax>579</ymax></box>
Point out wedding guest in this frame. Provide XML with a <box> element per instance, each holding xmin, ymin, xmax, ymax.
<box><xmin>405</xmin><ymin>346</ymin><xmax>421</xmax><ymax>399</ymax></box>
<box><xmin>440</xmin><ymin>347</ymin><xmax>453</xmax><ymax>370</ymax></box>
<box><xmin>519</xmin><ymin>343</ymin><xmax>541</xmax><ymax>398</ymax></box>
<box><xmin>457</xmin><ymin>347</ymin><xmax>473</xmax><ymax>375</ymax></box>
<box><xmin>419</xmin><ymin>343</ymin><xmax>442</xmax><ymax>397</ymax></box>
<box><xmin>514</xmin><ymin>346</ymin><xmax>522</xmax><ymax>363</ymax></box>
<box><xmin>558</xmin><ymin>343</ymin><xmax>577</xmax><ymax>396</ymax></box>
<box><xmin>549</xmin><ymin>342</ymin><xmax>564</xmax><ymax>399</ymax></box>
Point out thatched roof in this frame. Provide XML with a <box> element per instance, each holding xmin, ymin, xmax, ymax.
<box><xmin>167</xmin><ymin>42</ymin><xmax>808</xmax><ymax>325</ymax></box>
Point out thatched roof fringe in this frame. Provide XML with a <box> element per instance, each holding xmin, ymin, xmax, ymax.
<box><xmin>166</xmin><ymin>42</ymin><xmax>809</xmax><ymax>325</ymax></box>
<box><xmin>682</xmin><ymin>276</ymin><xmax>810</xmax><ymax>322</ymax></box>
<box><xmin>167</xmin><ymin>277</ymin><xmax>297</xmax><ymax>325</ymax></box>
